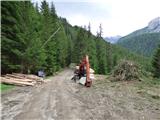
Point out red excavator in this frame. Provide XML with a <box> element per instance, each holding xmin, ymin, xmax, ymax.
<box><xmin>73</xmin><ymin>55</ymin><xmax>92</xmax><ymax>87</ymax></box>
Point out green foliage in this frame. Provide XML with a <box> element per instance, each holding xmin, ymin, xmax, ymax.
<box><xmin>95</xmin><ymin>38</ymin><xmax>107</xmax><ymax>74</ymax></box>
<box><xmin>1</xmin><ymin>1</ymin><xmax>152</xmax><ymax>76</ymax></box>
<box><xmin>117</xmin><ymin>33</ymin><xmax>160</xmax><ymax>57</ymax></box>
<box><xmin>112</xmin><ymin>45</ymin><xmax>151</xmax><ymax>71</ymax></box>
<box><xmin>1</xmin><ymin>1</ymin><xmax>46</xmax><ymax>74</ymax></box>
<box><xmin>152</xmin><ymin>44</ymin><xmax>160</xmax><ymax>78</ymax></box>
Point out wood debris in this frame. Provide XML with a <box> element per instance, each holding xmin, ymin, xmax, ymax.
<box><xmin>0</xmin><ymin>73</ymin><xmax>44</xmax><ymax>86</ymax></box>
<box><xmin>110</xmin><ymin>60</ymin><xmax>140</xmax><ymax>81</ymax></box>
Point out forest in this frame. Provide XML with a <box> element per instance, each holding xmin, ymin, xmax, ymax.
<box><xmin>1</xmin><ymin>1</ymin><xmax>159</xmax><ymax>77</ymax></box>
<box><xmin>118</xmin><ymin>33</ymin><xmax>160</xmax><ymax>57</ymax></box>
<box><xmin>1</xmin><ymin>1</ymin><xmax>160</xmax><ymax>120</ymax></box>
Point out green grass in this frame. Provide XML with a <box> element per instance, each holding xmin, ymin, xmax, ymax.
<box><xmin>0</xmin><ymin>83</ymin><xmax>14</xmax><ymax>92</ymax></box>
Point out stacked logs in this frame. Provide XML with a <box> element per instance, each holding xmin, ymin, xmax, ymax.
<box><xmin>1</xmin><ymin>73</ymin><xmax>44</xmax><ymax>86</ymax></box>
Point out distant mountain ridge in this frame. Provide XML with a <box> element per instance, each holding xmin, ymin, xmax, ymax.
<box><xmin>104</xmin><ymin>35</ymin><xmax>121</xmax><ymax>44</ymax></box>
<box><xmin>117</xmin><ymin>17</ymin><xmax>160</xmax><ymax>57</ymax></box>
<box><xmin>122</xmin><ymin>17</ymin><xmax>160</xmax><ymax>39</ymax></box>
<box><xmin>148</xmin><ymin>17</ymin><xmax>160</xmax><ymax>32</ymax></box>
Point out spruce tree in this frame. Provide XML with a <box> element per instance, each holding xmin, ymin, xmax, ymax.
<box><xmin>1</xmin><ymin>1</ymin><xmax>21</xmax><ymax>73</ymax></box>
<box><xmin>106</xmin><ymin>43</ymin><xmax>113</xmax><ymax>73</ymax></box>
<box><xmin>113</xmin><ymin>54</ymin><xmax>118</xmax><ymax>67</ymax></box>
<box><xmin>95</xmin><ymin>38</ymin><xmax>106</xmax><ymax>74</ymax></box>
<box><xmin>72</xmin><ymin>27</ymin><xmax>87</xmax><ymax>63</ymax></box>
<box><xmin>17</xmin><ymin>1</ymin><xmax>46</xmax><ymax>73</ymax></box>
<box><xmin>40</xmin><ymin>1</ymin><xmax>58</xmax><ymax>74</ymax></box>
<box><xmin>2</xmin><ymin>1</ymin><xmax>46</xmax><ymax>74</ymax></box>
<box><xmin>152</xmin><ymin>44</ymin><xmax>160</xmax><ymax>78</ymax></box>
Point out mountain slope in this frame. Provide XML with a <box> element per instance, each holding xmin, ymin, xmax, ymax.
<box><xmin>118</xmin><ymin>33</ymin><xmax>160</xmax><ymax>57</ymax></box>
<box><xmin>60</xmin><ymin>18</ymin><xmax>151</xmax><ymax>72</ymax></box>
<box><xmin>117</xmin><ymin>17</ymin><xmax>160</xmax><ymax>57</ymax></box>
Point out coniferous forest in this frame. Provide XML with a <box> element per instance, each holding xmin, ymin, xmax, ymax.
<box><xmin>1</xmin><ymin>1</ymin><xmax>157</xmax><ymax>76</ymax></box>
<box><xmin>1</xmin><ymin>1</ymin><xmax>160</xmax><ymax>120</ymax></box>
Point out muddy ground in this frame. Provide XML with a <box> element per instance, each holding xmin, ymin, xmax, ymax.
<box><xmin>1</xmin><ymin>69</ymin><xmax>160</xmax><ymax>120</ymax></box>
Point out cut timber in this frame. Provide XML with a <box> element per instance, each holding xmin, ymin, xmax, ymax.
<box><xmin>27</xmin><ymin>75</ymin><xmax>42</xmax><ymax>80</ymax></box>
<box><xmin>1</xmin><ymin>77</ymin><xmax>34</xmax><ymax>86</ymax></box>
<box><xmin>5</xmin><ymin>74</ymin><xmax>24</xmax><ymax>79</ymax></box>
<box><xmin>4</xmin><ymin>76</ymin><xmax>34</xmax><ymax>82</ymax></box>
<box><xmin>12</xmin><ymin>73</ymin><xmax>42</xmax><ymax>80</ymax></box>
<box><xmin>1</xmin><ymin>73</ymin><xmax>44</xmax><ymax>86</ymax></box>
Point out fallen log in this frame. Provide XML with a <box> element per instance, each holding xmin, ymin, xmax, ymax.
<box><xmin>5</xmin><ymin>74</ymin><xmax>29</xmax><ymax>80</ymax></box>
<box><xmin>12</xmin><ymin>73</ymin><xmax>42</xmax><ymax>80</ymax></box>
<box><xmin>12</xmin><ymin>73</ymin><xmax>26</xmax><ymax>77</ymax></box>
<box><xmin>27</xmin><ymin>75</ymin><xmax>42</xmax><ymax>80</ymax></box>
<box><xmin>4</xmin><ymin>76</ymin><xmax>35</xmax><ymax>82</ymax></box>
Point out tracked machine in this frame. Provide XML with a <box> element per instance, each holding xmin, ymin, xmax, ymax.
<box><xmin>72</xmin><ymin>55</ymin><xmax>93</xmax><ymax>87</ymax></box>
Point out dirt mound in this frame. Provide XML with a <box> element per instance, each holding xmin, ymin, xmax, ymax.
<box><xmin>110</xmin><ymin>60</ymin><xmax>140</xmax><ymax>81</ymax></box>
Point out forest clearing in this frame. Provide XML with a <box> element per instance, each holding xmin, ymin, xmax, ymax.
<box><xmin>1</xmin><ymin>1</ymin><xmax>160</xmax><ymax>120</ymax></box>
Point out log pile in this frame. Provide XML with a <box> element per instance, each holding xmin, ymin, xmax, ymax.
<box><xmin>0</xmin><ymin>73</ymin><xmax>44</xmax><ymax>86</ymax></box>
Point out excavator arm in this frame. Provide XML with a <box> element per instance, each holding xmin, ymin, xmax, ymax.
<box><xmin>79</xmin><ymin>55</ymin><xmax>92</xmax><ymax>87</ymax></box>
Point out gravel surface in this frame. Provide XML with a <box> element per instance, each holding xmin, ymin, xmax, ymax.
<box><xmin>1</xmin><ymin>69</ymin><xmax>160</xmax><ymax>120</ymax></box>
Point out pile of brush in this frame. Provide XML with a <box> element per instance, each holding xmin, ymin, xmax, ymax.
<box><xmin>110</xmin><ymin>60</ymin><xmax>140</xmax><ymax>81</ymax></box>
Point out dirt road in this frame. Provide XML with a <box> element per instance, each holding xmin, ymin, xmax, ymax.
<box><xmin>1</xmin><ymin>69</ymin><xmax>160</xmax><ymax>120</ymax></box>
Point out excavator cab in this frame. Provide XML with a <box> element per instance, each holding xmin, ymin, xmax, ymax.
<box><xmin>71</xmin><ymin>55</ymin><xmax>92</xmax><ymax>87</ymax></box>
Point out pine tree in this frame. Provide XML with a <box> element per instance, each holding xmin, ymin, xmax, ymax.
<box><xmin>113</xmin><ymin>54</ymin><xmax>118</xmax><ymax>67</ymax></box>
<box><xmin>40</xmin><ymin>1</ymin><xmax>58</xmax><ymax>74</ymax></box>
<box><xmin>152</xmin><ymin>44</ymin><xmax>160</xmax><ymax>78</ymax></box>
<box><xmin>106</xmin><ymin>43</ymin><xmax>113</xmax><ymax>73</ymax></box>
<box><xmin>1</xmin><ymin>1</ymin><xmax>46</xmax><ymax>74</ymax></box>
<box><xmin>17</xmin><ymin>1</ymin><xmax>46</xmax><ymax>73</ymax></box>
<box><xmin>1</xmin><ymin>1</ymin><xmax>21</xmax><ymax>73</ymax></box>
<box><xmin>87</xmin><ymin>36</ymin><xmax>98</xmax><ymax>72</ymax></box>
<box><xmin>41</xmin><ymin>1</ymin><xmax>69</xmax><ymax>73</ymax></box>
<box><xmin>99</xmin><ymin>23</ymin><xmax>103</xmax><ymax>38</ymax></box>
<box><xmin>72</xmin><ymin>27</ymin><xmax>87</xmax><ymax>63</ymax></box>
<box><xmin>55</xmin><ymin>23</ymin><xmax>68</xmax><ymax>68</ymax></box>
<box><xmin>95</xmin><ymin>38</ymin><xmax>106</xmax><ymax>74</ymax></box>
<box><xmin>88</xmin><ymin>22</ymin><xmax>91</xmax><ymax>34</ymax></box>
<box><xmin>60</xmin><ymin>18</ymin><xmax>73</xmax><ymax>65</ymax></box>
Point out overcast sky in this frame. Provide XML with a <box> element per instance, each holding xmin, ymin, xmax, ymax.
<box><xmin>32</xmin><ymin>0</ymin><xmax>160</xmax><ymax>37</ymax></box>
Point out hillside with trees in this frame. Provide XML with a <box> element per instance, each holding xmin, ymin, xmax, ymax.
<box><xmin>117</xmin><ymin>17</ymin><xmax>160</xmax><ymax>57</ymax></box>
<box><xmin>1</xmin><ymin>1</ymin><xmax>151</xmax><ymax>75</ymax></box>
<box><xmin>1</xmin><ymin>1</ymin><xmax>160</xmax><ymax>120</ymax></box>
<box><xmin>117</xmin><ymin>33</ymin><xmax>160</xmax><ymax>57</ymax></box>
<box><xmin>152</xmin><ymin>44</ymin><xmax>160</xmax><ymax>78</ymax></box>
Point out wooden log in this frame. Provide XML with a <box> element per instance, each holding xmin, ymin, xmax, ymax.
<box><xmin>1</xmin><ymin>77</ymin><xmax>34</xmax><ymax>86</ymax></box>
<box><xmin>12</xmin><ymin>73</ymin><xmax>41</xmax><ymax>80</ymax></box>
<box><xmin>26</xmin><ymin>75</ymin><xmax>41</xmax><ymax>80</ymax></box>
<box><xmin>4</xmin><ymin>76</ymin><xmax>35</xmax><ymax>82</ymax></box>
<box><xmin>5</xmin><ymin>74</ymin><xmax>26</xmax><ymax>79</ymax></box>
<box><xmin>12</xmin><ymin>73</ymin><xmax>26</xmax><ymax>77</ymax></box>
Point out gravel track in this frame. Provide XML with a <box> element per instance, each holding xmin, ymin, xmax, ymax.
<box><xmin>1</xmin><ymin>69</ymin><xmax>160</xmax><ymax>120</ymax></box>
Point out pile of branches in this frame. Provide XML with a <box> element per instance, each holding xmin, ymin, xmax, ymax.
<box><xmin>110</xmin><ymin>60</ymin><xmax>140</xmax><ymax>81</ymax></box>
<box><xmin>1</xmin><ymin>73</ymin><xmax>44</xmax><ymax>86</ymax></box>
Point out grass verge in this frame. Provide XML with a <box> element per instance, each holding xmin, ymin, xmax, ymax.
<box><xmin>0</xmin><ymin>83</ymin><xmax>14</xmax><ymax>92</ymax></box>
